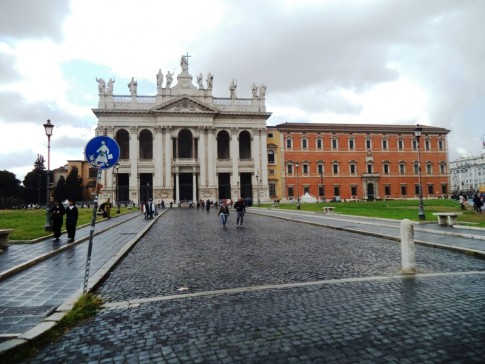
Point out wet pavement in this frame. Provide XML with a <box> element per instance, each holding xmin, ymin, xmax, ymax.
<box><xmin>7</xmin><ymin>207</ymin><xmax>483</xmax><ymax>363</ymax></box>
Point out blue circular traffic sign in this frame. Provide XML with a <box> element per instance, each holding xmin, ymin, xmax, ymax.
<box><xmin>85</xmin><ymin>136</ymin><xmax>120</xmax><ymax>169</ymax></box>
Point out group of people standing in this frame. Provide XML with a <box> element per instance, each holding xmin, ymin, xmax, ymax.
<box><xmin>49</xmin><ymin>199</ymin><xmax>79</xmax><ymax>243</ymax></box>
<box><xmin>459</xmin><ymin>193</ymin><xmax>484</xmax><ymax>213</ymax></box>
<box><xmin>217</xmin><ymin>197</ymin><xmax>246</xmax><ymax>227</ymax></box>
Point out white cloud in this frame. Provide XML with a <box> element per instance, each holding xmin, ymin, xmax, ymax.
<box><xmin>1</xmin><ymin>0</ymin><xmax>484</xmax><ymax>183</ymax></box>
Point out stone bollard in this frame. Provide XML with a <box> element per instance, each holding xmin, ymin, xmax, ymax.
<box><xmin>400</xmin><ymin>219</ymin><xmax>416</xmax><ymax>274</ymax></box>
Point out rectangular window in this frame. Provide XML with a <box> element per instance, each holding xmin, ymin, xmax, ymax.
<box><xmin>366</xmin><ymin>139</ymin><xmax>372</xmax><ymax>149</ymax></box>
<box><xmin>89</xmin><ymin>168</ymin><xmax>98</xmax><ymax>178</ymax></box>
<box><xmin>288</xmin><ymin>186</ymin><xmax>294</xmax><ymax>197</ymax></box>
<box><xmin>268</xmin><ymin>133</ymin><xmax>273</xmax><ymax>138</ymax></box>
<box><xmin>350</xmin><ymin>164</ymin><xmax>356</xmax><ymax>174</ymax></box>
<box><xmin>425</xmin><ymin>140</ymin><xmax>430</xmax><ymax>150</ymax></box>
<box><xmin>415</xmin><ymin>184</ymin><xmax>420</xmax><ymax>195</ymax></box>
<box><xmin>382</xmin><ymin>140</ymin><xmax>388</xmax><ymax>150</ymax></box>
<box><xmin>267</xmin><ymin>151</ymin><xmax>275</xmax><ymax>164</ymax></box>
<box><xmin>440</xmin><ymin>164</ymin><xmax>446</xmax><ymax>174</ymax></box>
<box><xmin>319</xmin><ymin>186</ymin><xmax>325</xmax><ymax>197</ymax></box>
<box><xmin>367</xmin><ymin>164</ymin><xmax>373</xmax><ymax>174</ymax></box>
<box><xmin>438</xmin><ymin>139</ymin><xmax>444</xmax><ymax>150</ymax></box>
<box><xmin>303</xmin><ymin>186</ymin><xmax>309</xmax><ymax>194</ymax></box>
<box><xmin>401</xmin><ymin>185</ymin><xmax>407</xmax><ymax>195</ymax></box>
<box><xmin>318</xmin><ymin>164</ymin><xmax>324</xmax><ymax>174</ymax></box>
<box><xmin>348</xmin><ymin>139</ymin><xmax>355</xmax><ymax>150</ymax></box>
<box><xmin>428</xmin><ymin>185</ymin><xmax>434</xmax><ymax>194</ymax></box>
<box><xmin>414</xmin><ymin>163</ymin><xmax>419</xmax><ymax>174</ymax></box>
<box><xmin>286</xmin><ymin>138</ymin><xmax>292</xmax><ymax>149</ymax></box>
<box><xmin>350</xmin><ymin>185</ymin><xmax>357</xmax><ymax>196</ymax></box>
<box><xmin>383</xmin><ymin>164</ymin><xmax>390</xmax><ymax>174</ymax></box>
<box><xmin>398</xmin><ymin>140</ymin><xmax>404</xmax><ymax>150</ymax></box>
<box><xmin>333</xmin><ymin>186</ymin><xmax>340</xmax><ymax>197</ymax></box>
<box><xmin>269</xmin><ymin>183</ymin><xmax>276</xmax><ymax>197</ymax></box>
<box><xmin>333</xmin><ymin>164</ymin><xmax>339</xmax><ymax>174</ymax></box>
<box><xmin>303</xmin><ymin>164</ymin><xmax>309</xmax><ymax>174</ymax></box>
<box><xmin>426</xmin><ymin>164</ymin><xmax>432</xmax><ymax>174</ymax></box>
<box><xmin>317</xmin><ymin>139</ymin><xmax>323</xmax><ymax>149</ymax></box>
<box><xmin>385</xmin><ymin>185</ymin><xmax>391</xmax><ymax>195</ymax></box>
<box><xmin>269</xmin><ymin>169</ymin><xmax>275</xmax><ymax>175</ymax></box>
<box><xmin>413</xmin><ymin>140</ymin><xmax>417</xmax><ymax>150</ymax></box>
<box><xmin>399</xmin><ymin>163</ymin><xmax>405</xmax><ymax>174</ymax></box>
<box><xmin>302</xmin><ymin>139</ymin><xmax>308</xmax><ymax>149</ymax></box>
<box><xmin>287</xmin><ymin>164</ymin><xmax>293</xmax><ymax>174</ymax></box>
<box><xmin>441</xmin><ymin>184</ymin><xmax>447</xmax><ymax>194</ymax></box>
<box><xmin>332</xmin><ymin>138</ymin><xmax>338</xmax><ymax>149</ymax></box>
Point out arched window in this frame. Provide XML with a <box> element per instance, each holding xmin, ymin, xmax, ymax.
<box><xmin>217</xmin><ymin>130</ymin><xmax>230</xmax><ymax>159</ymax></box>
<box><xmin>178</xmin><ymin>129</ymin><xmax>193</xmax><ymax>158</ymax></box>
<box><xmin>239</xmin><ymin>130</ymin><xmax>252</xmax><ymax>159</ymax></box>
<box><xmin>139</xmin><ymin>129</ymin><xmax>153</xmax><ymax>159</ymax></box>
<box><xmin>115</xmin><ymin>129</ymin><xmax>129</xmax><ymax>159</ymax></box>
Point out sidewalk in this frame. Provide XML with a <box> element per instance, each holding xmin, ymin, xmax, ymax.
<box><xmin>0</xmin><ymin>207</ymin><xmax>483</xmax><ymax>358</ymax></box>
<box><xmin>0</xmin><ymin>209</ymin><xmax>164</xmax><ymax>352</ymax></box>
<box><xmin>250</xmin><ymin>208</ymin><xmax>485</xmax><ymax>257</ymax></box>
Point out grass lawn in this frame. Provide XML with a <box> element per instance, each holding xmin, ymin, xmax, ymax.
<box><xmin>0</xmin><ymin>207</ymin><xmax>133</xmax><ymax>241</ymax></box>
<box><xmin>261</xmin><ymin>199</ymin><xmax>485</xmax><ymax>228</ymax></box>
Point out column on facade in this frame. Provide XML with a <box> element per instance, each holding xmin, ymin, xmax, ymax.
<box><xmin>192</xmin><ymin>167</ymin><xmax>197</xmax><ymax>202</ymax></box>
<box><xmin>129</xmin><ymin>126</ymin><xmax>139</xmax><ymax>201</ymax></box>
<box><xmin>175</xmin><ymin>168</ymin><xmax>180</xmax><ymax>204</ymax></box>
<box><xmin>164</xmin><ymin>127</ymin><xmax>172</xmax><ymax>189</ymax></box>
<box><xmin>260</xmin><ymin>129</ymin><xmax>269</xmax><ymax>200</ymax></box>
<box><xmin>198</xmin><ymin>127</ymin><xmax>207</xmax><ymax>188</ymax></box>
<box><xmin>253</xmin><ymin>128</ymin><xmax>261</xmax><ymax>198</ymax></box>
<box><xmin>154</xmin><ymin>126</ymin><xmax>163</xmax><ymax>194</ymax></box>
<box><xmin>207</xmin><ymin>127</ymin><xmax>216</xmax><ymax>189</ymax></box>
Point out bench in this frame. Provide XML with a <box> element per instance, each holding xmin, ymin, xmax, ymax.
<box><xmin>322</xmin><ymin>206</ymin><xmax>336</xmax><ymax>214</ymax></box>
<box><xmin>0</xmin><ymin>229</ymin><xmax>14</xmax><ymax>250</ymax></box>
<box><xmin>432</xmin><ymin>212</ymin><xmax>462</xmax><ymax>227</ymax></box>
<box><xmin>271</xmin><ymin>205</ymin><xmax>278</xmax><ymax>208</ymax></box>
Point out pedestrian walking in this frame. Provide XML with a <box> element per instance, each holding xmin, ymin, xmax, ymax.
<box><xmin>473</xmin><ymin>194</ymin><xmax>483</xmax><ymax>213</ymax></box>
<box><xmin>49</xmin><ymin>200</ymin><xmax>66</xmax><ymax>242</ymax></box>
<box><xmin>145</xmin><ymin>198</ymin><xmax>155</xmax><ymax>219</ymax></box>
<box><xmin>218</xmin><ymin>200</ymin><xmax>230</xmax><ymax>226</ymax></box>
<box><xmin>65</xmin><ymin>198</ymin><xmax>78</xmax><ymax>243</ymax></box>
<box><xmin>234</xmin><ymin>197</ymin><xmax>246</xmax><ymax>226</ymax></box>
<box><xmin>206</xmin><ymin>199</ymin><xmax>211</xmax><ymax>212</ymax></box>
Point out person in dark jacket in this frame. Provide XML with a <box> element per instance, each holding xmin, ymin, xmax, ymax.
<box><xmin>65</xmin><ymin>198</ymin><xmax>79</xmax><ymax>243</ymax></box>
<box><xmin>234</xmin><ymin>197</ymin><xmax>246</xmax><ymax>226</ymax></box>
<box><xmin>49</xmin><ymin>200</ymin><xmax>66</xmax><ymax>242</ymax></box>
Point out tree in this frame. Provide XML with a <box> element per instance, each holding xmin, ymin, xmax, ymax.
<box><xmin>23</xmin><ymin>154</ymin><xmax>49</xmax><ymax>205</ymax></box>
<box><xmin>54</xmin><ymin>175</ymin><xmax>67</xmax><ymax>202</ymax></box>
<box><xmin>65</xmin><ymin>166</ymin><xmax>83</xmax><ymax>202</ymax></box>
<box><xmin>0</xmin><ymin>170</ymin><xmax>22</xmax><ymax>208</ymax></box>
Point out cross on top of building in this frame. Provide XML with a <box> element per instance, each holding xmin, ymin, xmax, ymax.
<box><xmin>180</xmin><ymin>52</ymin><xmax>191</xmax><ymax>72</ymax></box>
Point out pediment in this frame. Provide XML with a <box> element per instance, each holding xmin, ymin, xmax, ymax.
<box><xmin>151</xmin><ymin>96</ymin><xmax>217</xmax><ymax>113</ymax></box>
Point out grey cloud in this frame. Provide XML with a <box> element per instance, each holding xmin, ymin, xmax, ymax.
<box><xmin>0</xmin><ymin>150</ymin><xmax>37</xmax><ymax>172</ymax></box>
<box><xmin>0</xmin><ymin>0</ymin><xmax>70</xmax><ymax>41</ymax></box>
<box><xmin>0</xmin><ymin>53</ymin><xmax>20</xmax><ymax>82</ymax></box>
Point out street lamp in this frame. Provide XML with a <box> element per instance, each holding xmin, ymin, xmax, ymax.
<box><xmin>255</xmin><ymin>172</ymin><xmax>260</xmax><ymax>206</ymax></box>
<box><xmin>43</xmin><ymin>119</ymin><xmax>54</xmax><ymax>231</ymax></box>
<box><xmin>295</xmin><ymin>162</ymin><xmax>300</xmax><ymax>210</ymax></box>
<box><xmin>415</xmin><ymin>124</ymin><xmax>425</xmax><ymax>220</ymax></box>
<box><xmin>115</xmin><ymin>163</ymin><xmax>120</xmax><ymax>213</ymax></box>
<box><xmin>319</xmin><ymin>169</ymin><xmax>324</xmax><ymax>202</ymax></box>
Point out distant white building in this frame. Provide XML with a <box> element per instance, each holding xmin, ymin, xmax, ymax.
<box><xmin>92</xmin><ymin>55</ymin><xmax>271</xmax><ymax>205</ymax></box>
<box><xmin>449</xmin><ymin>153</ymin><xmax>485</xmax><ymax>194</ymax></box>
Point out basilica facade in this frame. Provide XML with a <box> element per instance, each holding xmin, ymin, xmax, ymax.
<box><xmin>93</xmin><ymin>56</ymin><xmax>271</xmax><ymax>205</ymax></box>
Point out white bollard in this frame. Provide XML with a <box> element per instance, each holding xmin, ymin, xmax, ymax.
<box><xmin>400</xmin><ymin>219</ymin><xmax>416</xmax><ymax>274</ymax></box>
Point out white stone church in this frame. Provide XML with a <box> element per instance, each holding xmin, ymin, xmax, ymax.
<box><xmin>93</xmin><ymin>56</ymin><xmax>271</xmax><ymax>205</ymax></box>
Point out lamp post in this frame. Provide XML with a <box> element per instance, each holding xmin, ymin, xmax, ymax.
<box><xmin>415</xmin><ymin>124</ymin><xmax>425</xmax><ymax>220</ymax></box>
<box><xmin>295</xmin><ymin>162</ymin><xmax>300</xmax><ymax>210</ymax></box>
<box><xmin>319</xmin><ymin>169</ymin><xmax>324</xmax><ymax>202</ymax></box>
<box><xmin>147</xmin><ymin>182</ymin><xmax>150</xmax><ymax>201</ymax></box>
<box><xmin>43</xmin><ymin>119</ymin><xmax>54</xmax><ymax>231</ymax></box>
<box><xmin>255</xmin><ymin>172</ymin><xmax>260</xmax><ymax>206</ymax></box>
<box><xmin>115</xmin><ymin>163</ymin><xmax>120</xmax><ymax>213</ymax></box>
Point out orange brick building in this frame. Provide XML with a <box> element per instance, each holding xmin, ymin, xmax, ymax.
<box><xmin>270</xmin><ymin>123</ymin><xmax>450</xmax><ymax>201</ymax></box>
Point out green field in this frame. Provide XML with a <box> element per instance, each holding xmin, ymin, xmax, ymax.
<box><xmin>0</xmin><ymin>207</ymin><xmax>134</xmax><ymax>241</ymax></box>
<box><xmin>260</xmin><ymin>199</ymin><xmax>485</xmax><ymax>228</ymax></box>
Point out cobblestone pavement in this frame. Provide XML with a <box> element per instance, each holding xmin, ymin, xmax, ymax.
<box><xmin>28</xmin><ymin>209</ymin><xmax>485</xmax><ymax>363</ymax></box>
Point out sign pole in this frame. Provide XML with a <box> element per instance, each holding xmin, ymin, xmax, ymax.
<box><xmin>83</xmin><ymin>168</ymin><xmax>102</xmax><ymax>294</ymax></box>
<box><xmin>82</xmin><ymin>135</ymin><xmax>120</xmax><ymax>294</ymax></box>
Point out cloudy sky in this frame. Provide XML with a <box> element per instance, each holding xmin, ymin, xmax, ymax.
<box><xmin>1</xmin><ymin>0</ymin><xmax>484</xmax><ymax>183</ymax></box>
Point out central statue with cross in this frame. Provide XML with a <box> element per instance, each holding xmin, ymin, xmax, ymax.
<box><xmin>180</xmin><ymin>53</ymin><xmax>190</xmax><ymax>73</ymax></box>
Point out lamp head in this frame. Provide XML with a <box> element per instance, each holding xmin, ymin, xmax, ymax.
<box><xmin>43</xmin><ymin>119</ymin><xmax>54</xmax><ymax>137</ymax></box>
<box><xmin>414</xmin><ymin>124</ymin><xmax>422</xmax><ymax>138</ymax></box>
